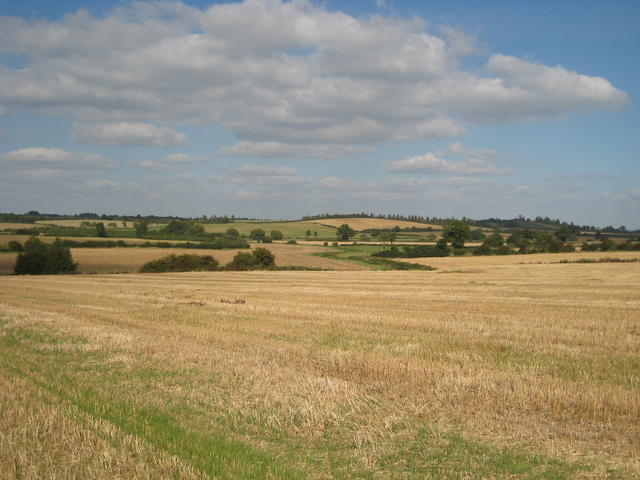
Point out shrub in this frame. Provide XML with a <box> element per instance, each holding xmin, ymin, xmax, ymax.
<box><xmin>14</xmin><ymin>237</ymin><xmax>77</xmax><ymax>275</ymax></box>
<box><xmin>95</xmin><ymin>222</ymin><xmax>107</xmax><ymax>237</ymax></box>
<box><xmin>224</xmin><ymin>248</ymin><xmax>276</xmax><ymax>270</ymax></box>
<box><xmin>225</xmin><ymin>252</ymin><xmax>255</xmax><ymax>270</ymax></box>
<box><xmin>336</xmin><ymin>224</ymin><xmax>356</xmax><ymax>241</ymax></box>
<box><xmin>485</xmin><ymin>233</ymin><xmax>504</xmax><ymax>247</ymax></box>
<box><xmin>473</xmin><ymin>244</ymin><xmax>492</xmax><ymax>256</ymax></box>
<box><xmin>8</xmin><ymin>240</ymin><xmax>24</xmax><ymax>252</ymax></box>
<box><xmin>494</xmin><ymin>245</ymin><xmax>514</xmax><ymax>255</ymax></box>
<box><xmin>270</xmin><ymin>230</ymin><xmax>283</xmax><ymax>240</ymax></box>
<box><xmin>139</xmin><ymin>254</ymin><xmax>219</xmax><ymax>273</ymax></box>
<box><xmin>250</xmin><ymin>229</ymin><xmax>266</xmax><ymax>242</ymax></box>
<box><xmin>287</xmin><ymin>240</ymin><xmax>297</xmax><ymax>244</ymax></box>
<box><xmin>252</xmin><ymin>247</ymin><xmax>276</xmax><ymax>268</ymax></box>
<box><xmin>262</xmin><ymin>236</ymin><xmax>273</xmax><ymax>243</ymax></box>
<box><xmin>225</xmin><ymin>228</ymin><xmax>240</xmax><ymax>238</ymax></box>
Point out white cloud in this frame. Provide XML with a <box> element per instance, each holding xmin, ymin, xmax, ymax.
<box><xmin>319</xmin><ymin>176</ymin><xmax>375</xmax><ymax>190</ymax></box>
<box><xmin>162</xmin><ymin>153</ymin><xmax>208</xmax><ymax>163</ymax></box>
<box><xmin>78</xmin><ymin>180</ymin><xmax>139</xmax><ymax>193</ymax></box>
<box><xmin>0</xmin><ymin>1</ymin><xmax>627</xmax><ymax>150</ymax></box>
<box><xmin>218</xmin><ymin>141</ymin><xmax>374</xmax><ymax>159</ymax></box>
<box><xmin>72</xmin><ymin>122</ymin><xmax>188</xmax><ymax>147</ymax></box>
<box><xmin>254</xmin><ymin>175</ymin><xmax>311</xmax><ymax>187</ymax></box>
<box><xmin>5</xmin><ymin>168</ymin><xmax>67</xmax><ymax>182</ymax></box>
<box><xmin>387</xmin><ymin>152</ymin><xmax>510</xmax><ymax>175</ymax></box>
<box><xmin>234</xmin><ymin>164</ymin><xmax>295</xmax><ymax>176</ymax></box>
<box><xmin>135</xmin><ymin>160</ymin><xmax>170</xmax><ymax>172</ymax></box>
<box><xmin>0</xmin><ymin>147</ymin><xmax>114</xmax><ymax>169</ymax></box>
<box><xmin>600</xmin><ymin>189</ymin><xmax>640</xmax><ymax>202</ymax></box>
<box><xmin>448</xmin><ymin>142</ymin><xmax>497</xmax><ymax>161</ymax></box>
<box><xmin>387</xmin><ymin>177</ymin><xmax>430</xmax><ymax>189</ymax></box>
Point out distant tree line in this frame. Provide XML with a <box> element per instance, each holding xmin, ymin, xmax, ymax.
<box><xmin>2</xmin><ymin>211</ymin><xmax>637</xmax><ymax>234</ymax></box>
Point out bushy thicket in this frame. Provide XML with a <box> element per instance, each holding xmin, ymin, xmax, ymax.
<box><xmin>474</xmin><ymin>231</ymin><xmax>575</xmax><ymax>255</ymax></box>
<box><xmin>139</xmin><ymin>254</ymin><xmax>219</xmax><ymax>273</ymax></box>
<box><xmin>14</xmin><ymin>237</ymin><xmax>77</xmax><ymax>275</ymax></box>
<box><xmin>372</xmin><ymin>244</ymin><xmax>449</xmax><ymax>258</ymax></box>
<box><xmin>140</xmin><ymin>248</ymin><xmax>277</xmax><ymax>273</ymax></box>
<box><xmin>581</xmin><ymin>239</ymin><xmax>640</xmax><ymax>252</ymax></box>
<box><xmin>225</xmin><ymin>247</ymin><xmax>276</xmax><ymax>270</ymax></box>
<box><xmin>53</xmin><ymin>238</ymin><xmax>249</xmax><ymax>249</ymax></box>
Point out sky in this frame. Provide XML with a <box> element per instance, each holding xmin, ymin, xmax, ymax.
<box><xmin>0</xmin><ymin>0</ymin><xmax>638</xmax><ymax>228</ymax></box>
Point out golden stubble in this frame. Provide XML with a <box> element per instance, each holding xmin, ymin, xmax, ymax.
<box><xmin>1</xmin><ymin>257</ymin><xmax>639</xmax><ymax>476</ymax></box>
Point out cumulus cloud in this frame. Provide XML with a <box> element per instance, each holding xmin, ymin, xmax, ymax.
<box><xmin>387</xmin><ymin>151</ymin><xmax>510</xmax><ymax>175</ymax></box>
<box><xmin>234</xmin><ymin>164</ymin><xmax>295</xmax><ymax>176</ymax></box>
<box><xmin>218</xmin><ymin>141</ymin><xmax>374</xmax><ymax>159</ymax></box>
<box><xmin>5</xmin><ymin>168</ymin><xmax>67</xmax><ymax>182</ymax></box>
<box><xmin>161</xmin><ymin>153</ymin><xmax>208</xmax><ymax>163</ymax></box>
<box><xmin>78</xmin><ymin>179</ymin><xmax>140</xmax><ymax>193</ymax></box>
<box><xmin>0</xmin><ymin>0</ymin><xmax>627</xmax><ymax>151</ymax></box>
<box><xmin>0</xmin><ymin>147</ymin><xmax>114</xmax><ymax>169</ymax></box>
<box><xmin>135</xmin><ymin>160</ymin><xmax>171</xmax><ymax>172</ymax></box>
<box><xmin>72</xmin><ymin>122</ymin><xmax>188</xmax><ymax>147</ymax></box>
<box><xmin>448</xmin><ymin>142</ymin><xmax>498</xmax><ymax>161</ymax></box>
<box><xmin>388</xmin><ymin>177</ymin><xmax>430</xmax><ymax>189</ymax></box>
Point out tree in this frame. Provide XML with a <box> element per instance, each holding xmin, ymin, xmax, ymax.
<box><xmin>270</xmin><ymin>230</ymin><xmax>283</xmax><ymax>240</ymax></box>
<box><xmin>95</xmin><ymin>222</ymin><xmax>107</xmax><ymax>237</ymax></box>
<box><xmin>225</xmin><ymin>228</ymin><xmax>240</xmax><ymax>238</ymax></box>
<box><xmin>135</xmin><ymin>220</ymin><xmax>149</xmax><ymax>236</ymax></box>
<box><xmin>44</xmin><ymin>238</ymin><xmax>78</xmax><ymax>274</ymax></box>
<box><xmin>163</xmin><ymin>219</ymin><xmax>204</xmax><ymax>236</ymax></box>
<box><xmin>250</xmin><ymin>229</ymin><xmax>266</xmax><ymax>242</ymax></box>
<box><xmin>14</xmin><ymin>237</ymin><xmax>77</xmax><ymax>275</ymax></box>
<box><xmin>336</xmin><ymin>224</ymin><xmax>356</xmax><ymax>241</ymax></box>
<box><xmin>380</xmin><ymin>231</ymin><xmax>396</xmax><ymax>245</ymax></box>
<box><xmin>226</xmin><ymin>251</ymin><xmax>255</xmax><ymax>269</ymax></box>
<box><xmin>225</xmin><ymin>248</ymin><xmax>276</xmax><ymax>270</ymax></box>
<box><xmin>435</xmin><ymin>238</ymin><xmax>450</xmax><ymax>255</ymax></box>
<box><xmin>305</xmin><ymin>229</ymin><xmax>312</xmax><ymax>237</ymax></box>
<box><xmin>8</xmin><ymin>240</ymin><xmax>23</xmax><ymax>252</ymax></box>
<box><xmin>485</xmin><ymin>233</ymin><xmax>504</xmax><ymax>247</ymax></box>
<box><xmin>443</xmin><ymin>221</ymin><xmax>471</xmax><ymax>248</ymax></box>
<box><xmin>554</xmin><ymin>226</ymin><xmax>577</xmax><ymax>242</ymax></box>
<box><xmin>469</xmin><ymin>229</ymin><xmax>486</xmax><ymax>241</ymax></box>
<box><xmin>252</xmin><ymin>247</ymin><xmax>276</xmax><ymax>268</ymax></box>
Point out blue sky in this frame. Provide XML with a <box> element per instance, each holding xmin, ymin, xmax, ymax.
<box><xmin>0</xmin><ymin>0</ymin><xmax>638</xmax><ymax>227</ymax></box>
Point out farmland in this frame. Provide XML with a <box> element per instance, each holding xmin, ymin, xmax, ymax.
<box><xmin>0</xmin><ymin>243</ymin><xmax>367</xmax><ymax>274</ymax></box>
<box><xmin>307</xmin><ymin>217</ymin><xmax>441</xmax><ymax>231</ymax></box>
<box><xmin>1</xmin><ymin>256</ymin><xmax>639</xmax><ymax>478</ymax></box>
<box><xmin>201</xmin><ymin>221</ymin><xmax>337</xmax><ymax>238</ymax></box>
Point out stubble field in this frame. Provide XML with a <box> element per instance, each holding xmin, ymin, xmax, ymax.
<box><xmin>1</xmin><ymin>257</ymin><xmax>638</xmax><ymax>479</ymax></box>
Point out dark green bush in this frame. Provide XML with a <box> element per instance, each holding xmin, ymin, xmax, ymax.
<box><xmin>8</xmin><ymin>240</ymin><xmax>24</xmax><ymax>252</ymax></box>
<box><xmin>14</xmin><ymin>237</ymin><xmax>77</xmax><ymax>275</ymax></box>
<box><xmin>139</xmin><ymin>254</ymin><xmax>219</xmax><ymax>273</ymax></box>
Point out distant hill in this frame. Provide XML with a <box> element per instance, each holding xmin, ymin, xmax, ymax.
<box><xmin>305</xmin><ymin>218</ymin><xmax>441</xmax><ymax>231</ymax></box>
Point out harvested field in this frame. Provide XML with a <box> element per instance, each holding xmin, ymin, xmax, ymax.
<box><xmin>401</xmin><ymin>250</ymin><xmax>640</xmax><ymax>272</ymax></box>
<box><xmin>0</xmin><ymin>261</ymin><xmax>638</xmax><ymax>478</ymax></box>
<box><xmin>36</xmin><ymin>219</ymin><xmax>128</xmax><ymax>227</ymax></box>
<box><xmin>0</xmin><ymin>243</ymin><xmax>367</xmax><ymax>274</ymax></box>
<box><xmin>0</xmin><ymin>235</ymin><xmax>159</xmax><ymax>247</ymax></box>
<box><xmin>0</xmin><ymin>223</ymin><xmax>39</xmax><ymax>230</ymax></box>
<box><xmin>307</xmin><ymin>217</ymin><xmax>441</xmax><ymax>230</ymax></box>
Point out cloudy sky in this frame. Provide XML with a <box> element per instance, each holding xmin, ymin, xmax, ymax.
<box><xmin>0</xmin><ymin>0</ymin><xmax>638</xmax><ymax>227</ymax></box>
